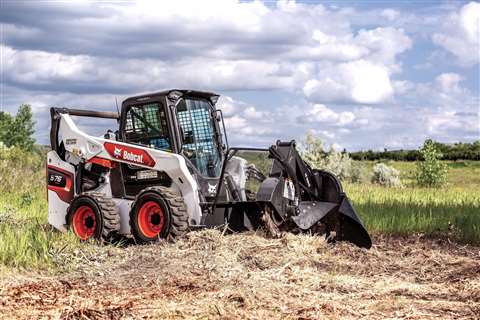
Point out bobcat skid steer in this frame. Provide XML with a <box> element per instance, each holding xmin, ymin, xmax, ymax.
<box><xmin>47</xmin><ymin>89</ymin><xmax>372</xmax><ymax>248</ymax></box>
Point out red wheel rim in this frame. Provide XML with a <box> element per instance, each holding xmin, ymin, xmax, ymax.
<box><xmin>72</xmin><ymin>205</ymin><xmax>97</xmax><ymax>240</ymax></box>
<box><xmin>138</xmin><ymin>200</ymin><xmax>165</xmax><ymax>238</ymax></box>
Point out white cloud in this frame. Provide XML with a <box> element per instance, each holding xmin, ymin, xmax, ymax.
<box><xmin>435</xmin><ymin>73</ymin><xmax>463</xmax><ymax>93</ymax></box>
<box><xmin>3</xmin><ymin>1</ymin><xmax>412</xmax><ymax>104</ymax></box>
<box><xmin>243</xmin><ymin>106</ymin><xmax>267</xmax><ymax>120</ymax></box>
<box><xmin>216</xmin><ymin>96</ymin><xmax>237</xmax><ymax>117</ymax></box>
<box><xmin>381</xmin><ymin>9</ymin><xmax>400</xmax><ymax>21</ymax></box>
<box><xmin>392</xmin><ymin>80</ymin><xmax>414</xmax><ymax>95</ymax></box>
<box><xmin>354</xmin><ymin>27</ymin><xmax>412</xmax><ymax>69</ymax></box>
<box><xmin>299</xmin><ymin>104</ymin><xmax>355</xmax><ymax>126</ymax></box>
<box><xmin>224</xmin><ymin>115</ymin><xmax>247</xmax><ymax>131</ymax></box>
<box><xmin>303</xmin><ymin>60</ymin><xmax>394</xmax><ymax>104</ymax></box>
<box><xmin>432</xmin><ymin>2</ymin><xmax>480</xmax><ymax>66</ymax></box>
<box><xmin>411</xmin><ymin>72</ymin><xmax>473</xmax><ymax>111</ymax></box>
<box><xmin>3</xmin><ymin>45</ymin><xmax>94</xmax><ymax>84</ymax></box>
<box><xmin>425</xmin><ymin>111</ymin><xmax>479</xmax><ymax>137</ymax></box>
<box><xmin>315</xmin><ymin>130</ymin><xmax>335</xmax><ymax>139</ymax></box>
<box><xmin>302</xmin><ymin>27</ymin><xmax>411</xmax><ymax>105</ymax></box>
<box><xmin>217</xmin><ymin>96</ymin><xmax>278</xmax><ymax>145</ymax></box>
<box><xmin>2</xmin><ymin>45</ymin><xmax>303</xmax><ymax>92</ymax></box>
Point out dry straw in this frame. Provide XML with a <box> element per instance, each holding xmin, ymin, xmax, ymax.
<box><xmin>1</xmin><ymin>229</ymin><xmax>479</xmax><ymax>319</ymax></box>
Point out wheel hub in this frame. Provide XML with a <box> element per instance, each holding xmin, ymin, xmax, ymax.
<box><xmin>138</xmin><ymin>201</ymin><xmax>165</xmax><ymax>238</ymax></box>
<box><xmin>72</xmin><ymin>205</ymin><xmax>97</xmax><ymax>240</ymax></box>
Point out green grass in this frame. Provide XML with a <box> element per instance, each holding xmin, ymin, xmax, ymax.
<box><xmin>346</xmin><ymin>184</ymin><xmax>480</xmax><ymax>243</ymax></box>
<box><xmin>347</xmin><ymin>161</ymin><xmax>479</xmax><ymax>244</ymax></box>
<box><xmin>0</xmin><ymin>190</ymin><xmax>84</xmax><ymax>270</ymax></box>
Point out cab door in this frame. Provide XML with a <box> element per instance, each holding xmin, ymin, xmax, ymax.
<box><xmin>118</xmin><ymin>101</ymin><xmax>174</xmax><ymax>196</ymax></box>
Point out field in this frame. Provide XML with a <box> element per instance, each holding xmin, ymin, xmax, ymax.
<box><xmin>0</xmin><ymin>151</ymin><xmax>479</xmax><ymax>319</ymax></box>
<box><xmin>347</xmin><ymin>160</ymin><xmax>480</xmax><ymax>244</ymax></box>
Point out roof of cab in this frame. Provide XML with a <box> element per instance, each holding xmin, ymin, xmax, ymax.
<box><xmin>123</xmin><ymin>89</ymin><xmax>219</xmax><ymax>104</ymax></box>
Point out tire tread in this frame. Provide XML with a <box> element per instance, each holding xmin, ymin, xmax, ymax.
<box><xmin>131</xmin><ymin>186</ymin><xmax>189</xmax><ymax>239</ymax></box>
<box><xmin>67</xmin><ymin>192</ymin><xmax>120</xmax><ymax>242</ymax></box>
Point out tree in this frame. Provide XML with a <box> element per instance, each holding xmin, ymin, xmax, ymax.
<box><xmin>0</xmin><ymin>104</ymin><xmax>36</xmax><ymax>150</ymax></box>
<box><xmin>416</xmin><ymin>139</ymin><xmax>448</xmax><ymax>187</ymax></box>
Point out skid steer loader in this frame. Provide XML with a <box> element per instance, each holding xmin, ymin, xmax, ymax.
<box><xmin>47</xmin><ymin>89</ymin><xmax>372</xmax><ymax>248</ymax></box>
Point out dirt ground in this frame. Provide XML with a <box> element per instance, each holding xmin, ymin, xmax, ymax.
<box><xmin>0</xmin><ymin>230</ymin><xmax>479</xmax><ymax>319</ymax></box>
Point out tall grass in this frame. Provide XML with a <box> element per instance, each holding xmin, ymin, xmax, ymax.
<box><xmin>0</xmin><ymin>189</ymin><xmax>83</xmax><ymax>270</ymax></box>
<box><xmin>348</xmin><ymin>160</ymin><xmax>480</xmax><ymax>244</ymax></box>
<box><xmin>0</xmin><ymin>147</ymin><xmax>84</xmax><ymax>270</ymax></box>
<box><xmin>346</xmin><ymin>184</ymin><xmax>480</xmax><ymax>244</ymax></box>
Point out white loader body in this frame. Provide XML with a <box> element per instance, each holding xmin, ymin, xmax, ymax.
<box><xmin>47</xmin><ymin>113</ymin><xmax>201</xmax><ymax>235</ymax></box>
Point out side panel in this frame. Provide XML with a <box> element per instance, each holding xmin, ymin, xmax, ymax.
<box><xmin>47</xmin><ymin>150</ymin><xmax>75</xmax><ymax>231</ymax></box>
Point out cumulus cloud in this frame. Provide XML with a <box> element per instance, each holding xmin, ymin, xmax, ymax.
<box><xmin>303</xmin><ymin>27</ymin><xmax>411</xmax><ymax>105</ymax></box>
<box><xmin>381</xmin><ymin>9</ymin><xmax>400</xmax><ymax>21</ymax></box>
<box><xmin>215</xmin><ymin>95</ymin><xmax>278</xmax><ymax>146</ymax></box>
<box><xmin>432</xmin><ymin>2</ymin><xmax>480</xmax><ymax>66</ymax></box>
<box><xmin>303</xmin><ymin>60</ymin><xmax>394</xmax><ymax>104</ymax></box>
<box><xmin>354</xmin><ymin>27</ymin><xmax>412</xmax><ymax>69</ymax></box>
<box><xmin>425</xmin><ymin>111</ymin><xmax>478</xmax><ymax>137</ymax></box>
<box><xmin>216</xmin><ymin>96</ymin><xmax>238</xmax><ymax>117</ymax></box>
<box><xmin>298</xmin><ymin>104</ymin><xmax>355</xmax><ymax>126</ymax></box>
<box><xmin>2</xmin><ymin>1</ymin><xmax>412</xmax><ymax>100</ymax></box>
<box><xmin>2</xmin><ymin>45</ymin><xmax>305</xmax><ymax>93</ymax></box>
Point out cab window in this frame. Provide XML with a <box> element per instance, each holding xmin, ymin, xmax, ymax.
<box><xmin>124</xmin><ymin>103</ymin><xmax>171</xmax><ymax>151</ymax></box>
<box><xmin>176</xmin><ymin>98</ymin><xmax>222</xmax><ymax>177</ymax></box>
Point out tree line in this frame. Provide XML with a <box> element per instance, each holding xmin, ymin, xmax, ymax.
<box><xmin>349</xmin><ymin>141</ymin><xmax>480</xmax><ymax>161</ymax></box>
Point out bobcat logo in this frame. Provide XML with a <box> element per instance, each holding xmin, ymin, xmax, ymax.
<box><xmin>113</xmin><ymin>146</ymin><xmax>122</xmax><ymax>158</ymax></box>
<box><xmin>208</xmin><ymin>183</ymin><xmax>217</xmax><ymax>194</ymax></box>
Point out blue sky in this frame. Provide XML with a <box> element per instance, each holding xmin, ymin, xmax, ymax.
<box><xmin>1</xmin><ymin>0</ymin><xmax>479</xmax><ymax>151</ymax></box>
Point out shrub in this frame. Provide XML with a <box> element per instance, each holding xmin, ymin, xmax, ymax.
<box><xmin>371</xmin><ymin>163</ymin><xmax>403</xmax><ymax>188</ymax></box>
<box><xmin>416</xmin><ymin>139</ymin><xmax>448</xmax><ymax>187</ymax></box>
<box><xmin>350</xmin><ymin>161</ymin><xmax>370</xmax><ymax>184</ymax></box>
<box><xmin>0</xmin><ymin>143</ymin><xmax>45</xmax><ymax>194</ymax></box>
<box><xmin>301</xmin><ymin>132</ymin><xmax>366</xmax><ymax>183</ymax></box>
<box><xmin>321</xmin><ymin>148</ymin><xmax>352</xmax><ymax>182</ymax></box>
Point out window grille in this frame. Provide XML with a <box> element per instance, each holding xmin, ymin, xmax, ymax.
<box><xmin>177</xmin><ymin>99</ymin><xmax>221</xmax><ymax>177</ymax></box>
<box><xmin>125</xmin><ymin>103</ymin><xmax>171</xmax><ymax>150</ymax></box>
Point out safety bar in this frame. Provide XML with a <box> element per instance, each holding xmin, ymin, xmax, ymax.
<box><xmin>211</xmin><ymin>147</ymin><xmax>269</xmax><ymax>215</ymax></box>
<box><xmin>53</xmin><ymin>107</ymin><xmax>120</xmax><ymax>119</ymax></box>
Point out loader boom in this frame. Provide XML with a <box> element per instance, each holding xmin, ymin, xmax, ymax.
<box><xmin>211</xmin><ymin>142</ymin><xmax>372</xmax><ymax>248</ymax></box>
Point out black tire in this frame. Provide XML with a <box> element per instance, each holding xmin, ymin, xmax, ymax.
<box><xmin>130</xmin><ymin>186</ymin><xmax>189</xmax><ymax>243</ymax></box>
<box><xmin>67</xmin><ymin>192</ymin><xmax>120</xmax><ymax>242</ymax></box>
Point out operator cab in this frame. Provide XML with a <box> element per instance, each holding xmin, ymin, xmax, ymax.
<box><xmin>119</xmin><ymin>90</ymin><xmax>225</xmax><ymax>182</ymax></box>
